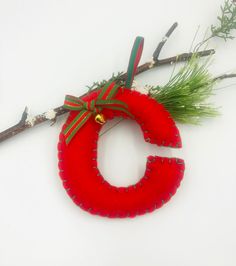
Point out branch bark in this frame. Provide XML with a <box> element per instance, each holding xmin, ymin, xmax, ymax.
<box><xmin>213</xmin><ymin>73</ymin><xmax>236</xmax><ymax>81</ymax></box>
<box><xmin>0</xmin><ymin>48</ymin><xmax>221</xmax><ymax>144</ymax></box>
<box><xmin>153</xmin><ymin>22</ymin><xmax>179</xmax><ymax>61</ymax></box>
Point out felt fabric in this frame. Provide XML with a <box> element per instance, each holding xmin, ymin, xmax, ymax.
<box><xmin>58</xmin><ymin>88</ymin><xmax>185</xmax><ymax>218</ymax></box>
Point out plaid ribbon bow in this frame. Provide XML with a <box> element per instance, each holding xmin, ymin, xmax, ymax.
<box><xmin>63</xmin><ymin>82</ymin><xmax>134</xmax><ymax>144</ymax></box>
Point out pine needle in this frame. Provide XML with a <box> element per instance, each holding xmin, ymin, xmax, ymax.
<box><xmin>149</xmin><ymin>56</ymin><xmax>219</xmax><ymax>124</ymax></box>
<box><xmin>86</xmin><ymin>72</ymin><xmax>124</xmax><ymax>92</ymax></box>
<box><xmin>211</xmin><ymin>0</ymin><xmax>236</xmax><ymax>40</ymax></box>
<box><xmin>194</xmin><ymin>0</ymin><xmax>236</xmax><ymax>50</ymax></box>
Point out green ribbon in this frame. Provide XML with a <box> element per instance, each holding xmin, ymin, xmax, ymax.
<box><xmin>63</xmin><ymin>81</ymin><xmax>133</xmax><ymax>144</ymax></box>
<box><xmin>126</xmin><ymin>36</ymin><xmax>144</xmax><ymax>88</ymax></box>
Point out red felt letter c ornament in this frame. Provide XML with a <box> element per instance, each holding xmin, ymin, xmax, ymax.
<box><xmin>57</xmin><ymin>85</ymin><xmax>185</xmax><ymax>218</ymax></box>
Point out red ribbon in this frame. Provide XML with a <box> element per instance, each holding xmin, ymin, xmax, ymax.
<box><xmin>63</xmin><ymin>82</ymin><xmax>133</xmax><ymax>144</ymax></box>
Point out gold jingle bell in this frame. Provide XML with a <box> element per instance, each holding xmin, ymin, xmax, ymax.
<box><xmin>95</xmin><ymin>113</ymin><xmax>106</xmax><ymax>125</ymax></box>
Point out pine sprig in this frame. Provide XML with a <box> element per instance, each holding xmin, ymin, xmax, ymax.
<box><xmin>194</xmin><ymin>0</ymin><xmax>236</xmax><ymax>50</ymax></box>
<box><xmin>86</xmin><ymin>72</ymin><xmax>124</xmax><ymax>92</ymax></box>
<box><xmin>149</xmin><ymin>57</ymin><xmax>219</xmax><ymax>124</ymax></box>
<box><xmin>211</xmin><ymin>0</ymin><xmax>236</xmax><ymax>40</ymax></box>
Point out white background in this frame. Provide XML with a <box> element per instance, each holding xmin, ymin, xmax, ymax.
<box><xmin>0</xmin><ymin>0</ymin><xmax>236</xmax><ymax>265</ymax></box>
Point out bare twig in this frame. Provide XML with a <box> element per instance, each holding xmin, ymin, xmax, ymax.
<box><xmin>0</xmin><ymin>107</ymin><xmax>29</xmax><ymax>143</ymax></box>
<box><xmin>0</xmin><ymin>48</ymin><xmax>218</xmax><ymax>144</ymax></box>
<box><xmin>119</xmin><ymin>49</ymin><xmax>215</xmax><ymax>80</ymax></box>
<box><xmin>214</xmin><ymin>73</ymin><xmax>236</xmax><ymax>81</ymax></box>
<box><xmin>0</xmin><ymin>21</ymin><xmax>219</xmax><ymax>145</ymax></box>
<box><xmin>153</xmin><ymin>22</ymin><xmax>178</xmax><ymax>61</ymax></box>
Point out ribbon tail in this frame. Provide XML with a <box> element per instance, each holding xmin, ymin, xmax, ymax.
<box><xmin>64</xmin><ymin>110</ymin><xmax>92</xmax><ymax>144</ymax></box>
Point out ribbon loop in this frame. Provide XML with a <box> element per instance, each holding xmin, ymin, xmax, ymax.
<box><xmin>125</xmin><ymin>36</ymin><xmax>144</xmax><ymax>88</ymax></box>
<box><xmin>63</xmin><ymin>81</ymin><xmax>133</xmax><ymax>144</ymax></box>
<box><xmin>83</xmin><ymin>100</ymin><xmax>101</xmax><ymax>113</ymax></box>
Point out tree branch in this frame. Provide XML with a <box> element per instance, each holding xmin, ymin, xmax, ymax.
<box><xmin>213</xmin><ymin>73</ymin><xmax>236</xmax><ymax>81</ymax></box>
<box><xmin>0</xmin><ymin>48</ymin><xmax>219</xmax><ymax>144</ymax></box>
<box><xmin>153</xmin><ymin>22</ymin><xmax>178</xmax><ymax>61</ymax></box>
<box><xmin>0</xmin><ymin>19</ymin><xmax>221</xmax><ymax>145</ymax></box>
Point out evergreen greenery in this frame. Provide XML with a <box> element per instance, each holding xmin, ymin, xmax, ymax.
<box><xmin>87</xmin><ymin>1</ymin><xmax>236</xmax><ymax>126</ymax></box>
<box><xmin>86</xmin><ymin>72</ymin><xmax>124</xmax><ymax>92</ymax></box>
<box><xmin>148</xmin><ymin>57</ymin><xmax>219</xmax><ymax>124</ymax></box>
<box><xmin>211</xmin><ymin>0</ymin><xmax>236</xmax><ymax>40</ymax></box>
